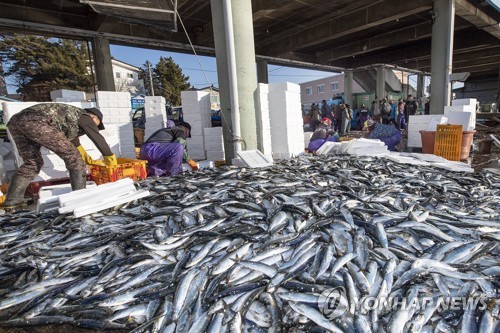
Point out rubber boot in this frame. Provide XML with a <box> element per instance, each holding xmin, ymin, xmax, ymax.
<box><xmin>69</xmin><ymin>170</ymin><xmax>87</xmax><ymax>191</ymax></box>
<box><xmin>3</xmin><ymin>175</ymin><xmax>31</xmax><ymax>209</ymax></box>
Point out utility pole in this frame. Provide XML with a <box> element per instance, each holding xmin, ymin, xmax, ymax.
<box><xmin>147</xmin><ymin>61</ymin><xmax>155</xmax><ymax>96</ymax></box>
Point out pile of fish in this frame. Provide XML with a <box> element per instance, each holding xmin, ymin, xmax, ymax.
<box><xmin>0</xmin><ymin>155</ymin><xmax>499</xmax><ymax>333</ymax></box>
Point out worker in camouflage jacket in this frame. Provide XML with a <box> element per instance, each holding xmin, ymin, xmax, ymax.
<box><xmin>3</xmin><ymin>103</ymin><xmax>117</xmax><ymax>209</ymax></box>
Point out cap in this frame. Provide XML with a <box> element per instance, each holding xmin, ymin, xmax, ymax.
<box><xmin>84</xmin><ymin>108</ymin><xmax>105</xmax><ymax>130</ymax></box>
<box><xmin>178</xmin><ymin>121</ymin><xmax>192</xmax><ymax>137</ymax></box>
<box><xmin>363</xmin><ymin>119</ymin><xmax>376</xmax><ymax>130</ymax></box>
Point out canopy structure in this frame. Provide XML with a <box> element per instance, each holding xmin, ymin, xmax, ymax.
<box><xmin>0</xmin><ymin>0</ymin><xmax>498</xmax><ymax>78</ymax></box>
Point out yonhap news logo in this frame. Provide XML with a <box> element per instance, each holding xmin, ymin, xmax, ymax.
<box><xmin>318</xmin><ymin>287</ymin><xmax>491</xmax><ymax>320</ymax></box>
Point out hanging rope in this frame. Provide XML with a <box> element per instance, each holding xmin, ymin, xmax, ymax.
<box><xmin>170</xmin><ymin>0</ymin><xmax>246</xmax><ymax>150</ymax></box>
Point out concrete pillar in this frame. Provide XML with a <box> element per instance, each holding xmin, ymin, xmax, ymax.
<box><xmin>430</xmin><ymin>0</ymin><xmax>455</xmax><ymax>114</ymax></box>
<box><xmin>232</xmin><ymin>0</ymin><xmax>258</xmax><ymax>150</ymax></box>
<box><xmin>416</xmin><ymin>74</ymin><xmax>425</xmax><ymax>99</ymax></box>
<box><xmin>91</xmin><ymin>37</ymin><xmax>115</xmax><ymax>91</ymax></box>
<box><xmin>344</xmin><ymin>70</ymin><xmax>353</xmax><ymax>106</ymax></box>
<box><xmin>376</xmin><ymin>65</ymin><xmax>385</xmax><ymax>99</ymax></box>
<box><xmin>211</xmin><ymin>0</ymin><xmax>234</xmax><ymax>160</ymax></box>
<box><xmin>211</xmin><ymin>0</ymin><xmax>259</xmax><ymax>159</ymax></box>
<box><xmin>257</xmin><ymin>59</ymin><xmax>269</xmax><ymax>84</ymax></box>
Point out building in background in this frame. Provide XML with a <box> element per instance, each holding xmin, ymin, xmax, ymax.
<box><xmin>300</xmin><ymin>74</ymin><xmax>364</xmax><ymax>110</ymax></box>
<box><xmin>112</xmin><ymin>58</ymin><xmax>145</xmax><ymax>95</ymax></box>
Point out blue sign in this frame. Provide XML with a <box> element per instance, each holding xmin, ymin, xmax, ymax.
<box><xmin>131</xmin><ymin>99</ymin><xmax>145</xmax><ymax>109</ymax></box>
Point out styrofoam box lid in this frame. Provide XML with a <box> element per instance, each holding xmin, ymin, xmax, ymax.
<box><xmin>237</xmin><ymin>150</ymin><xmax>273</xmax><ymax>168</ymax></box>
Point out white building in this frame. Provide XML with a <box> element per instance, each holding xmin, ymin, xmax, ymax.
<box><xmin>112</xmin><ymin>58</ymin><xmax>145</xmax><ymax>95</ymax></box>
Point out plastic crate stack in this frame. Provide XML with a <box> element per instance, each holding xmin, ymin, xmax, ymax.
<box><xmin>181</xmin><ymin>91</ymin><xmax>212</xmax><ymax>161</ymax></box>
<box><xmin>143</xmin><ymin>96</ymin><xmax>167</xmax><ymax>139</ymax></box>
<box><xmin>268</xmin><ymin>82</ymin><xmax>304</xmax><ymax>160</ymax></box>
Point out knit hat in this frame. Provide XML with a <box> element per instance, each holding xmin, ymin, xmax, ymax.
<box><xmin>321</xmin><ymin>117</ymin><xmax>332</xmax><ymax>127</ymax></box>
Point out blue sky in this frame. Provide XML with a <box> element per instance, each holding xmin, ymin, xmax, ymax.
<box><xmin>110</xmin><ymin>45</ymin><xmax>339</xmax><ymax>89</ymax></box>
<box><xmin>5</xmin><ymin>44</ymin><xmax>338</xmax><ymax>94</ymax></box>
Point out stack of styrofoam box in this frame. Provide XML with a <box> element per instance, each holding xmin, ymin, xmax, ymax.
<box><xmin>407</xmin><ymin>115</ymin><xmax>448</xmax><ymax>148</ymax></box>
<box><xmin>304</xmin><ymin>132</ymin><xmax>313</xmax><ymax>149</ymax></box>
<box><xmin>204</xmin><ymin>127</ymin><xmax>225</xmax><ymax>161</ymax></box>
<box><xmin>143</xmin><ymin>96</ymin><xmax>167</xmax><ymax>139</ymax></box>
<box><xmin>268</xmin><ymin>82</ymin><xmax>304</xmax><ymax>159</ymax></box>
<box><xmin>256</xmin><ymin>83</ymin><xmax>273</xmax><ymax>159</ymax></box>
<box><xmin>50</xmin><ymin>89</ymin><xmax>86</xmax><ymax>102</ymax></box>
<box><xmin>444</xmin><ymin>98</ymin><xmax>477</xmax><ymax>131</ymax></box>
<box><xmin>181</xmin><ymin>91</ymin><xmax>212</xmax><ymax>160</ymax></box>
<box><xmin>94</xmin><ymin>91</ymin><xmax>136</xmax><ymax>160</ymax></box>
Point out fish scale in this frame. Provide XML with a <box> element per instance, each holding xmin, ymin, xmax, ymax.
<box><xmin>0</xmin><ymin>155</ymin><xmax>498</xmax><ymax>332</ymax></box>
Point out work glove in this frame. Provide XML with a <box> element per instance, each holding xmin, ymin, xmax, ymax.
<box><xmin>187</xmin><ymin>159</ymin><xmax>198</xmax><ymax>171</ymax></box>
<box><xmin>77</xmin><ymin>145</ymin><xmax>105</xmax><ymax>166</ymax></box>
<box><xmin>104</xmin><ymin>154</ymin><xmax>118</xmax><ymax>167</ymax></box>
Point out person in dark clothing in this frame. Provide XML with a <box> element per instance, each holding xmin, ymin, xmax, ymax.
<box><xmin>404</xmin><ymin>94</ymin><xmax>418</xmax><ymax>125</ymax></box>
<box><xmin>307</xmin><ymin>118</ymin><xmax>339</xmax><ymax>152</ymax></box>
<box><xmin>357</xmin><ymin>105</ymin><xmax>370</xmax><ymax>130</ymax></box>
<box><xmin>3</xmin><ymin>104</ymin><xmax>117</xmax><ymax>209</ymax></box>
<box><xmin>424</xmin><ymin>99</ymin><xmax>430</xmax><ymax>115</ymax></box>
<box><xmin>139</xmin><ymin>122</ymin><xmax>198</xmax><ymax>177</ymax></box>
<box><xmin>364</xmin><ymin>119</ymin><xmax>402</xmax><ymax>151</ymax></box>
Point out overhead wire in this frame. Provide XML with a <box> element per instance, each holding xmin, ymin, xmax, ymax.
<box><xmin>171</xmin><ymin>0</ymin><xmax>246</xmax><ymax>150</ymax></box>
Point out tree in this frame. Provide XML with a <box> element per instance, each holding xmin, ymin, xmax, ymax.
<box><xmin>152</xmin><ymin>57</ymin><xmax>190</xmax><ymax>106</ymax></box>
<box><xmin>0</xmin><ymin>35</ymin><xmax>93</xmax><ymax>101</ymax></box>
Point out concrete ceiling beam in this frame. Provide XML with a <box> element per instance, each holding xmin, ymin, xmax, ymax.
<box><xmin>348</xmin><ymin>29</ymin><xmax>499</xmax><ymax>68</ymax></box>
<box><xmin>259</xmin><ymin>0</ymin><xmax>433</xmax><ymax>57</ymax></box>
<box><xmin>455</xmin><ymin>0</ymin><xmax>500</xmax><ymax>39</ymax></box>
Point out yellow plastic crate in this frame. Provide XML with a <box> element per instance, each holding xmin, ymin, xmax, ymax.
<box><xmin>89</xmin><ymin>158</ymin><xmax>148</xmax><ymax>185</ymax></box>
<box><xmin>433</xmin><ymin>124</ymin><xmax>463</xmax><ymax>161</ymax></box>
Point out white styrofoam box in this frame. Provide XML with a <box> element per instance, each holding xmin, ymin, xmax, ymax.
<box><xmin>427</xmin><ymin>116</ymin><xmax>448</xmax><ymax>131</ymax></box>
<box><xmin>444</xmin><ymin>105</ymin><xmax>476</xmax><ymax>131</ymax></box>
<box><xmin>445</xmin><ymin>112</ymin><xmax>474</xmax><ymax>131</ymax></box>
<box><xmin>268</xmin><ymin>82</ymin><xmax>301</xmax><ymax>94</ymax></box>
<box><xmin>444</xmin><ymin>105</ymin><xmax>474</xmax><ymax>113</ymax></box>
<box><xmin>268</xmin><ymin>84</ymin><xmax>303</xmax><ymax>156</ymax></box>
<box><xmin>96</xmin><ymin>91</ymin><xmax>131</xmax><ymax>101</ymax></box>
<box><xmin>384</xmin><ymin>154</ymin><xmax>430</xmax><ymax>166</ymax></box>
<box><xmin>187</xmin><ymin>135</ymin><xmax>205</xmax><ymax>147</ymax></box>
<box><xmin>144</xmin><ymin>115</ymin><xmax>166</xmax><ymax>140</ymax></box>
<box><xmin>353</xmin><ymin>146</ymin><xmax>389</xmax><ymax>156</ymax></box>
<box><xmin>410</xmin><ymin>153</ymin><xmax>449</xmax><ymax>163</ymax></box>
<box><xmin>204</xmin><ymin>140</ymin><xmax>224</xmax><ymax>151</ymax></box>
<box><xmin>204</xmin><ymin>127</ymin><xmax>223</xmax><ymax>137</ymax></box>
<box><xmin>452</xmin><ymin>98</ymin><xmax>476</xmax><ymax>107</ymax></box>
<box><xmin>189</xmin><ymin>149</ymin><xmax>206</xmax><ymax>160</ymax></box>
<box><xmin>55</xmin><ymin>97</ymin><xmax>84</xmax><ymax>103</ymax></box>
<box><xmin>3</xmin><ymin>159</ymin><xmax>16</xmax><ymax>172</ymax></box>
<box><xmin>317</xmin><ymin>142</ymin><xmax>340</xmax><ymax>155</ymax></box>
<box><xmin>237</xmin><ymin>150</ymin><xmax>273</xmax><ymax>168</ymax></box>
<box><xmin>206</xmin><ymin>150</ymin><xmax>225</xmax><ymax>161</ymax></box>
<box><xmin>50</xmin><ymin>89</ymin><xmax>86</xmax><ymax>101</ymax></box>
<box><xmin>345</xmin><ymin>139</ymin><xmax>385</xmax><ymax>154</ymax></box>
